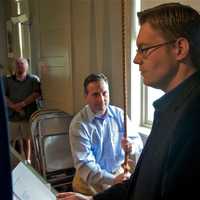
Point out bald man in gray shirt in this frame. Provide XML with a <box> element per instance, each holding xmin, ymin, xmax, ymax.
<box><xmin>4</xmin><ymin>57</ymin><xmax>41</xmax><ymax>163</ymax></box>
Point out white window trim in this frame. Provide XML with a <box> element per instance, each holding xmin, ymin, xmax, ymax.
<box><xmin>130</xmin><ymin>0</ymin><xmax>152</xmax><ymax>136</ymax></box>
<box><xmin>141</xmin><ymin>85</ymin><xmax>153</xmax><ymax>128</ymax></box>
<box><xmin>130</xmin><ymin>57</ymin><xmax>152</xmax><ymax>136</ymax></box>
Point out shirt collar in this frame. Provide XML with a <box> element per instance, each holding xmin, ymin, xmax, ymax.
<box><xmin>13</xmin><ymin>74</ymin><xmax>29</xmax><ymax>82</ymax></box>
<box><xmin>153</xmin><ymin>71</ymin><xmax>199</xmax><ymax>112</ymax></box>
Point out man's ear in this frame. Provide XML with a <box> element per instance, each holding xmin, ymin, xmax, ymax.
<box><xmin>174</xmin><ymin>37</ymin><xmax>190</xmax><ymax>61</ymax></box>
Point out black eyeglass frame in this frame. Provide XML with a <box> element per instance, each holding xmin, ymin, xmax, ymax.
<box><xmin>136</xmin><ymin>40</ymin><xmax>176</xmax><ymax>57</ymax></box>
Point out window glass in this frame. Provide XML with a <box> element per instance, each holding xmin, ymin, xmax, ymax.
<box><xmin>146</xmin><ymin>87</ymin><xmax>163</xmax><ymax>123</ymax></box>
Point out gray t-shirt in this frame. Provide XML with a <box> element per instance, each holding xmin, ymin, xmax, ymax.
<box><xmin>4</xmin><ymin>74</ymin><xmax>41</xmax><ymax>121</ymax></box>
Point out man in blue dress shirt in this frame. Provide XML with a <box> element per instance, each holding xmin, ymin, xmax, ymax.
<box><xmin>69</xmin><ymin>73</ymin><xmax>143</xmax><ymax>195</ymax></box>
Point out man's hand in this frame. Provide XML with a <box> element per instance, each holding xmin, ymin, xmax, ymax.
<box><xmin>13</xmin><ymin>101</ymin><xmax>26</xmax><ymax>112</ymax></box>
<box><xmin>9</xmin><ymin>102</ymin><xmax>23</xmax><ymax>112</ymax></box>
<box><xmin>113</xmin><ymin>172</ymin><xmax>131</xmax><ymax>185</ymax></box>
<box><xmin>56</xmin><ymin>192</ymin><xmax>93</xmax><ymax>200</ymax></box>
<box><xmin>121</xmin><ymin>137</ymin><xmax>133</xmax><ymax>153</ymax></box>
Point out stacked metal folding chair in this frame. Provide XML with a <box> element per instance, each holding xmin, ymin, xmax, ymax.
<box><xmin>30</xmin><ymin>109</ymin><xmax>75</xmax><ymax>192</ymax></box>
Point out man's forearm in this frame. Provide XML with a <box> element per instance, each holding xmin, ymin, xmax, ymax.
<box><xmin>23</xmin><ymin>92</ymin><xmax>40</xmax><ymax>106</ymax></box>
<box><xmin>5</xmin><ymin>96</ymin><xmax>15</xmax><ymax>109</ymax></box>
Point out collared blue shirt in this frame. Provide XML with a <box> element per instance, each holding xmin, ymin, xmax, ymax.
<box><xmin>69</xmin><ymin>105</ymin><xmax>143</xmax><ymax>186</ymax></box>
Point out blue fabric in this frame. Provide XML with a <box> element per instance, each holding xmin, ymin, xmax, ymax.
<box><xmin>70</xmin><ymin>105</ymin><xmax>143</xmax><ymax>186</ymax></box>
<box><xmin>0</xmin><ymin>76</ymin><xmax>12</xmax><ymax>200</ymax></box>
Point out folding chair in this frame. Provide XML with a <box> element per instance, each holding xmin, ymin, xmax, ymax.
<box><xmin>30</xmin><ymin>109</ymin><xmax>75</xmax><ymax>192</ymax></box>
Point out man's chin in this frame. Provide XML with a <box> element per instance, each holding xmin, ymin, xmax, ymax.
<box><xmin>95</xmin><ymin>108</ymin><xmax>107</xmax><ymax>115</ymax></box>
<box><xmin>95</xmin><ymin>111</ymin><xmax>105</xmax><ymax>115</ymax></box>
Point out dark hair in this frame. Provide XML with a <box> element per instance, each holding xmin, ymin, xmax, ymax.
<box><xmin>83</xmin><ymin>73</ymin><xmax>109</xmax><ymax>94</ymax></box>
<box><xmin>137</xmin><ymin>3</ymin><xmax>200</xmax><ymax>69</ymax></box>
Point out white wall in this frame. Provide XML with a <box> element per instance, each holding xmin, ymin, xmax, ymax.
<box><xmin>30</xmin><ymin>0</ymin><xmax>74</xmax><ymax>114</ymax></box>
<box><xmin>71</xmin><ymin>0</ymin><xmax>125</xmax><ymax>113</ymax></box>
<box><xmin>30</xmin><ymin>0</ymin><xmax>127</xmax><ymax>115</ymax></box>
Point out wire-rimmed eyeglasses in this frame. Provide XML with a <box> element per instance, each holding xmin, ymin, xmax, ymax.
<box><xmin>136</xmin><ymin>40</ymin><xmax>176</xmax><ymax>58</ymax></box>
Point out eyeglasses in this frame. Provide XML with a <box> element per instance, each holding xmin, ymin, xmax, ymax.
<box><xmin>136</xmin><ymin>40</ymin><xmax>176</xmax><ymax>58</ymax></box>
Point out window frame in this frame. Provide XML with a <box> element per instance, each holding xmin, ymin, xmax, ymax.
<box><xmin>130</xmin><ymin>0</ymin><xmax>163</xmax><ymax>136</ymax></box>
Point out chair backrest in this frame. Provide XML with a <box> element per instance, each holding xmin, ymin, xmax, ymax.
<box><xmin>30</xmin><ymin>109</ymin><xmax>74</xmax><ymax>176</ymax></box>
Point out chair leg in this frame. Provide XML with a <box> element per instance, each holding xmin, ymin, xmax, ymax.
<box><xmin>23</xmin><ymin>138</ymin><xmax>32</xmax><ymax>164</ymax></box>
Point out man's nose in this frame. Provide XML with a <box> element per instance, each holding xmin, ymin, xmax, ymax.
<box><xmin>133</xmin><ymin>52</ymin><xmax>142</xmax><ymax>65</ymax></box>
<box><xmin>98</xmin><ymin>94</ymin><xmax>104</xmax><ymax>102</ymax></box>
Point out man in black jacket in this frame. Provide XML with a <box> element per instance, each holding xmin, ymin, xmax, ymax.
<box><xmin>57</xmin><ymin>3</ymin><xmax>200</xmax><ymax>200</ymax></box>
<box><xmin>0</xmin><ymin>67</ymin><xmax>12</xmax><ymax>200</ymax></box>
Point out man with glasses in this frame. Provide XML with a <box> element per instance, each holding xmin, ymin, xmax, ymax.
<box><xmin>57</xmin><ymin>3</ymin><xmax>200</xmax><ymax>200</ymax></box>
